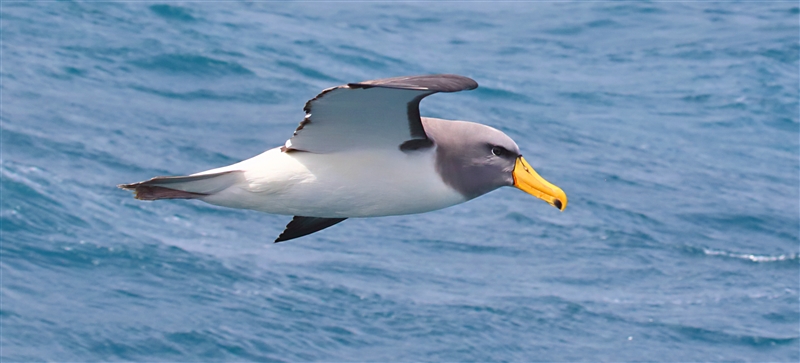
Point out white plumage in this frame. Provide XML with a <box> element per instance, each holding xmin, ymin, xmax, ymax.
<box><xmin>196</xmin><ymin>146</ymin><xmax>465</xmax><ymax>218</ymax></box>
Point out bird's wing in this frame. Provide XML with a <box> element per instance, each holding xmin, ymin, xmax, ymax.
<box><xmin>274</xmin><ymin>216</ymin><xmax>348</xmax><ymax>243</ymax></box>
<box><xmin>284</xmin><ymin>74</ymin><xmax>478</xmax><ymax>153</ymax></box>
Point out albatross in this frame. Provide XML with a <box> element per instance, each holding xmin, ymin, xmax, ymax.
<box><xmin>119</xmin><ymin>74</ymin><xmax>567</xmax><ymax>242</ymax></box>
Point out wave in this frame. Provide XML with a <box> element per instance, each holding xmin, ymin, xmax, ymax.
<box><xmin>701</xmin><ymin>248</ymin><xmax>799</xmax><ymax>263</ymax></box>
<box><xmin>129</xmin><ymin>54</ymin><xmax>254</xmax><ymax>77</ymax></box>
<box><xmin>128</xmin><ymin>84</ymin><xmax>282</xmax><ymax>104</ymax></box>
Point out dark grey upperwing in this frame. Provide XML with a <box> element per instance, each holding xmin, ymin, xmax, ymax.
<box><xmin>284</xmin><ymin>74</ymin><xmax>478</xmax><ymax>153</ymax></box>
<box><xmin>274</xmin><ymin>216</ymin><xmax>348</xmax><ymax>243</ymax></box>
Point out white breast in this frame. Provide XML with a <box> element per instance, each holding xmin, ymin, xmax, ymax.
<box><xmin>199</xmin><ymin>147</ymin><xmax>466</xmax><ymax>218</ymax></box>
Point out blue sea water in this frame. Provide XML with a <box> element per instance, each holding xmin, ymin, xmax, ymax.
<box><xmin>1</xmin><ymin>1</ymin><xmax>798</xmax><ymax>361</ymax></box>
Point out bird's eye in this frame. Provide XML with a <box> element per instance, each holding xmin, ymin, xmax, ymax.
<box><xmin>491</xmin><ymin>146</ymin><xmax>506</xmax><ymax>157</ymax></box>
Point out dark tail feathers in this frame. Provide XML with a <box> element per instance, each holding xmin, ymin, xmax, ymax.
<box><xmin>118</xmin><ymin>171</ymin><xmax>242</xmax><ymax>201</ymax></box>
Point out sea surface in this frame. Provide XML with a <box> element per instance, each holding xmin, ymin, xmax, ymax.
<box><xmin>2</xmin><ymin>1</ymin><xmax>798</xmax><ymax>362</ymax></box>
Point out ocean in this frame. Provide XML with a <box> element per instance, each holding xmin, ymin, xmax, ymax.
<box><xmin>2</xmin><ymin>1</ymin><xmax>798</xmax><ymax>361</ymax></box>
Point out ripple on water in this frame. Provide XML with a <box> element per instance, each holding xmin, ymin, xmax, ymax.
<box><xmin>473</xmin><ymin>86</ymin><xmax>530</xmax><ymax>103</ymax></box>
<box><xmin>679</xmin><ymin>212</ymin><xmax>798</xmax><ymax>240</ymax></box>
<box><xmin>666</xmin><ymin>323</ymin><xmax>798</xmax><ymax>347</ymax></box>
<box><xmin>128</xmin><ymin>84</ymin><xmax>283</xmax><ymax>104</ymax></box>
<box><xmin>700</xmin><ymin>248</ymin><xmax>799</xmax><ymax>264</ymax></box>
<box><xmin>679</xmin><ymin>244</ymin><xmax>799</xmax><ymax>266</ymax></box>
<box><xmin>1</xmin><ymin>164</ymin><xmax>90</xmax><ymax>235</ymax></box>
<box><xmin>129</xmin><ymin>54</ymin><xmax>254</xmax><ymax>77</ymax></box>
<box><xmin>324</xmin><ymin>45</ymin><xmax>409</xmax><ymax>71</ymax></box>
<box><xmin>149</xmin><ymin>4</ymin><xmax>196</xmax><ymax>22</ymax></box>
<box><xmin>276</xmin><ymin>60</ymin><xmax>339</xmax><ymax>82</ymax></box>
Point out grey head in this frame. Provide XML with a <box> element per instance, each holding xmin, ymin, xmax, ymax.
<box><xmin>421</xmin><ymin>117</ymin><xmax>521</xmax><ymax>200</ymax></box>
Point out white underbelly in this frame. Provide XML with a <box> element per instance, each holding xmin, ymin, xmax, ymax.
<box><xmin>199</xmin><ymin>147</ymin><xmax>466</xmax><ymax>218</ymax></box>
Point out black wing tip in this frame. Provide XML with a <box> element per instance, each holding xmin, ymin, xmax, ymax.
<box><xmin>274</xmin><ymin>216</ymin><xmax>348</xmax><ymax>243</ymax></box>
<box><xmin>274</xmin><ymin>233</ymin><xmax>297</xmax><ymax>243</ymax></box>
<box><xmin>275</xmin><ymin>222</ymin><xmax>298</xmax><ymax>242</ymax></box>
<box><xmin>348</xmin><ymin>74</ymin><xmax>478</xmax><ymax>93</ymax></box>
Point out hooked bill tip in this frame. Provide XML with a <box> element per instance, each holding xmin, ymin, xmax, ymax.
<box><xmin>554</xmin><ymin>199</ymin><xmax>563</xmax><ymax>210</ymax></box>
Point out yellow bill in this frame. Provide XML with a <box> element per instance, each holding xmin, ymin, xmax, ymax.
<box><xmin>513</xmin><ymin>156</ymin><xmax>567</xmax><ymax>211</ymax></box>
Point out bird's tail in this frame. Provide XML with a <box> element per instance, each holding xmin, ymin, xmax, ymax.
<box><xmin>118</xmin><ymin>171</ymin><xmax>243</xmax><ymax>201</ymax></box>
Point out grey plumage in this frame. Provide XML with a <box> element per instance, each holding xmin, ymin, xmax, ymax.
<box><xmin>422</xmin><ymin>117</ymin><xmax>520</xmax><ymax>199</ymax></box>
<box><xmin>287</xmin><ymin>74</ymin><xmax>477</xmax><ymax>153</ymax></box>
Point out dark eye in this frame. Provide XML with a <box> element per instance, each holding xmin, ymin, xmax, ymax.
<box><xmin>491</xmin><ymin>146</ymin><xmax>507</xmax><ymax>157</ymax></box>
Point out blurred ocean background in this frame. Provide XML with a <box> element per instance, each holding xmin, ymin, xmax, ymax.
<box><xmin>2</xmin><ymin>1</ymin><xmax>798</xmax><ymax>361</ymax></box>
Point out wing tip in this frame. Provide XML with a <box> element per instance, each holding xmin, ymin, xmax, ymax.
<box><xmin>274</xmin><ymin>216</ymin><xmax>348</xmax><ymax>243</ymax></box>
<box><xmin>348</xmin><ymin>74</ymin><xmax>478</xmax><ymax>92</ymax></box>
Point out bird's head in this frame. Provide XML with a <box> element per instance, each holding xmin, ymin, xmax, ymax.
<box><xmin>424</xmin><ymin>118</ymin><xmax>567</xmax><ymax>211</ymax></box>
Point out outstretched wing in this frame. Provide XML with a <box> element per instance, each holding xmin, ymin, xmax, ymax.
<box><xmin>284</xmin><ymin>74</ymin><xmax>478</xmax><ymax>153</ymax></box>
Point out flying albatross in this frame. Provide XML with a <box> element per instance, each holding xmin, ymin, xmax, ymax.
<box><xmin>119</xmin><ymin>74</ymin><xmax>567</xmax><ymax>242</ymax></box>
